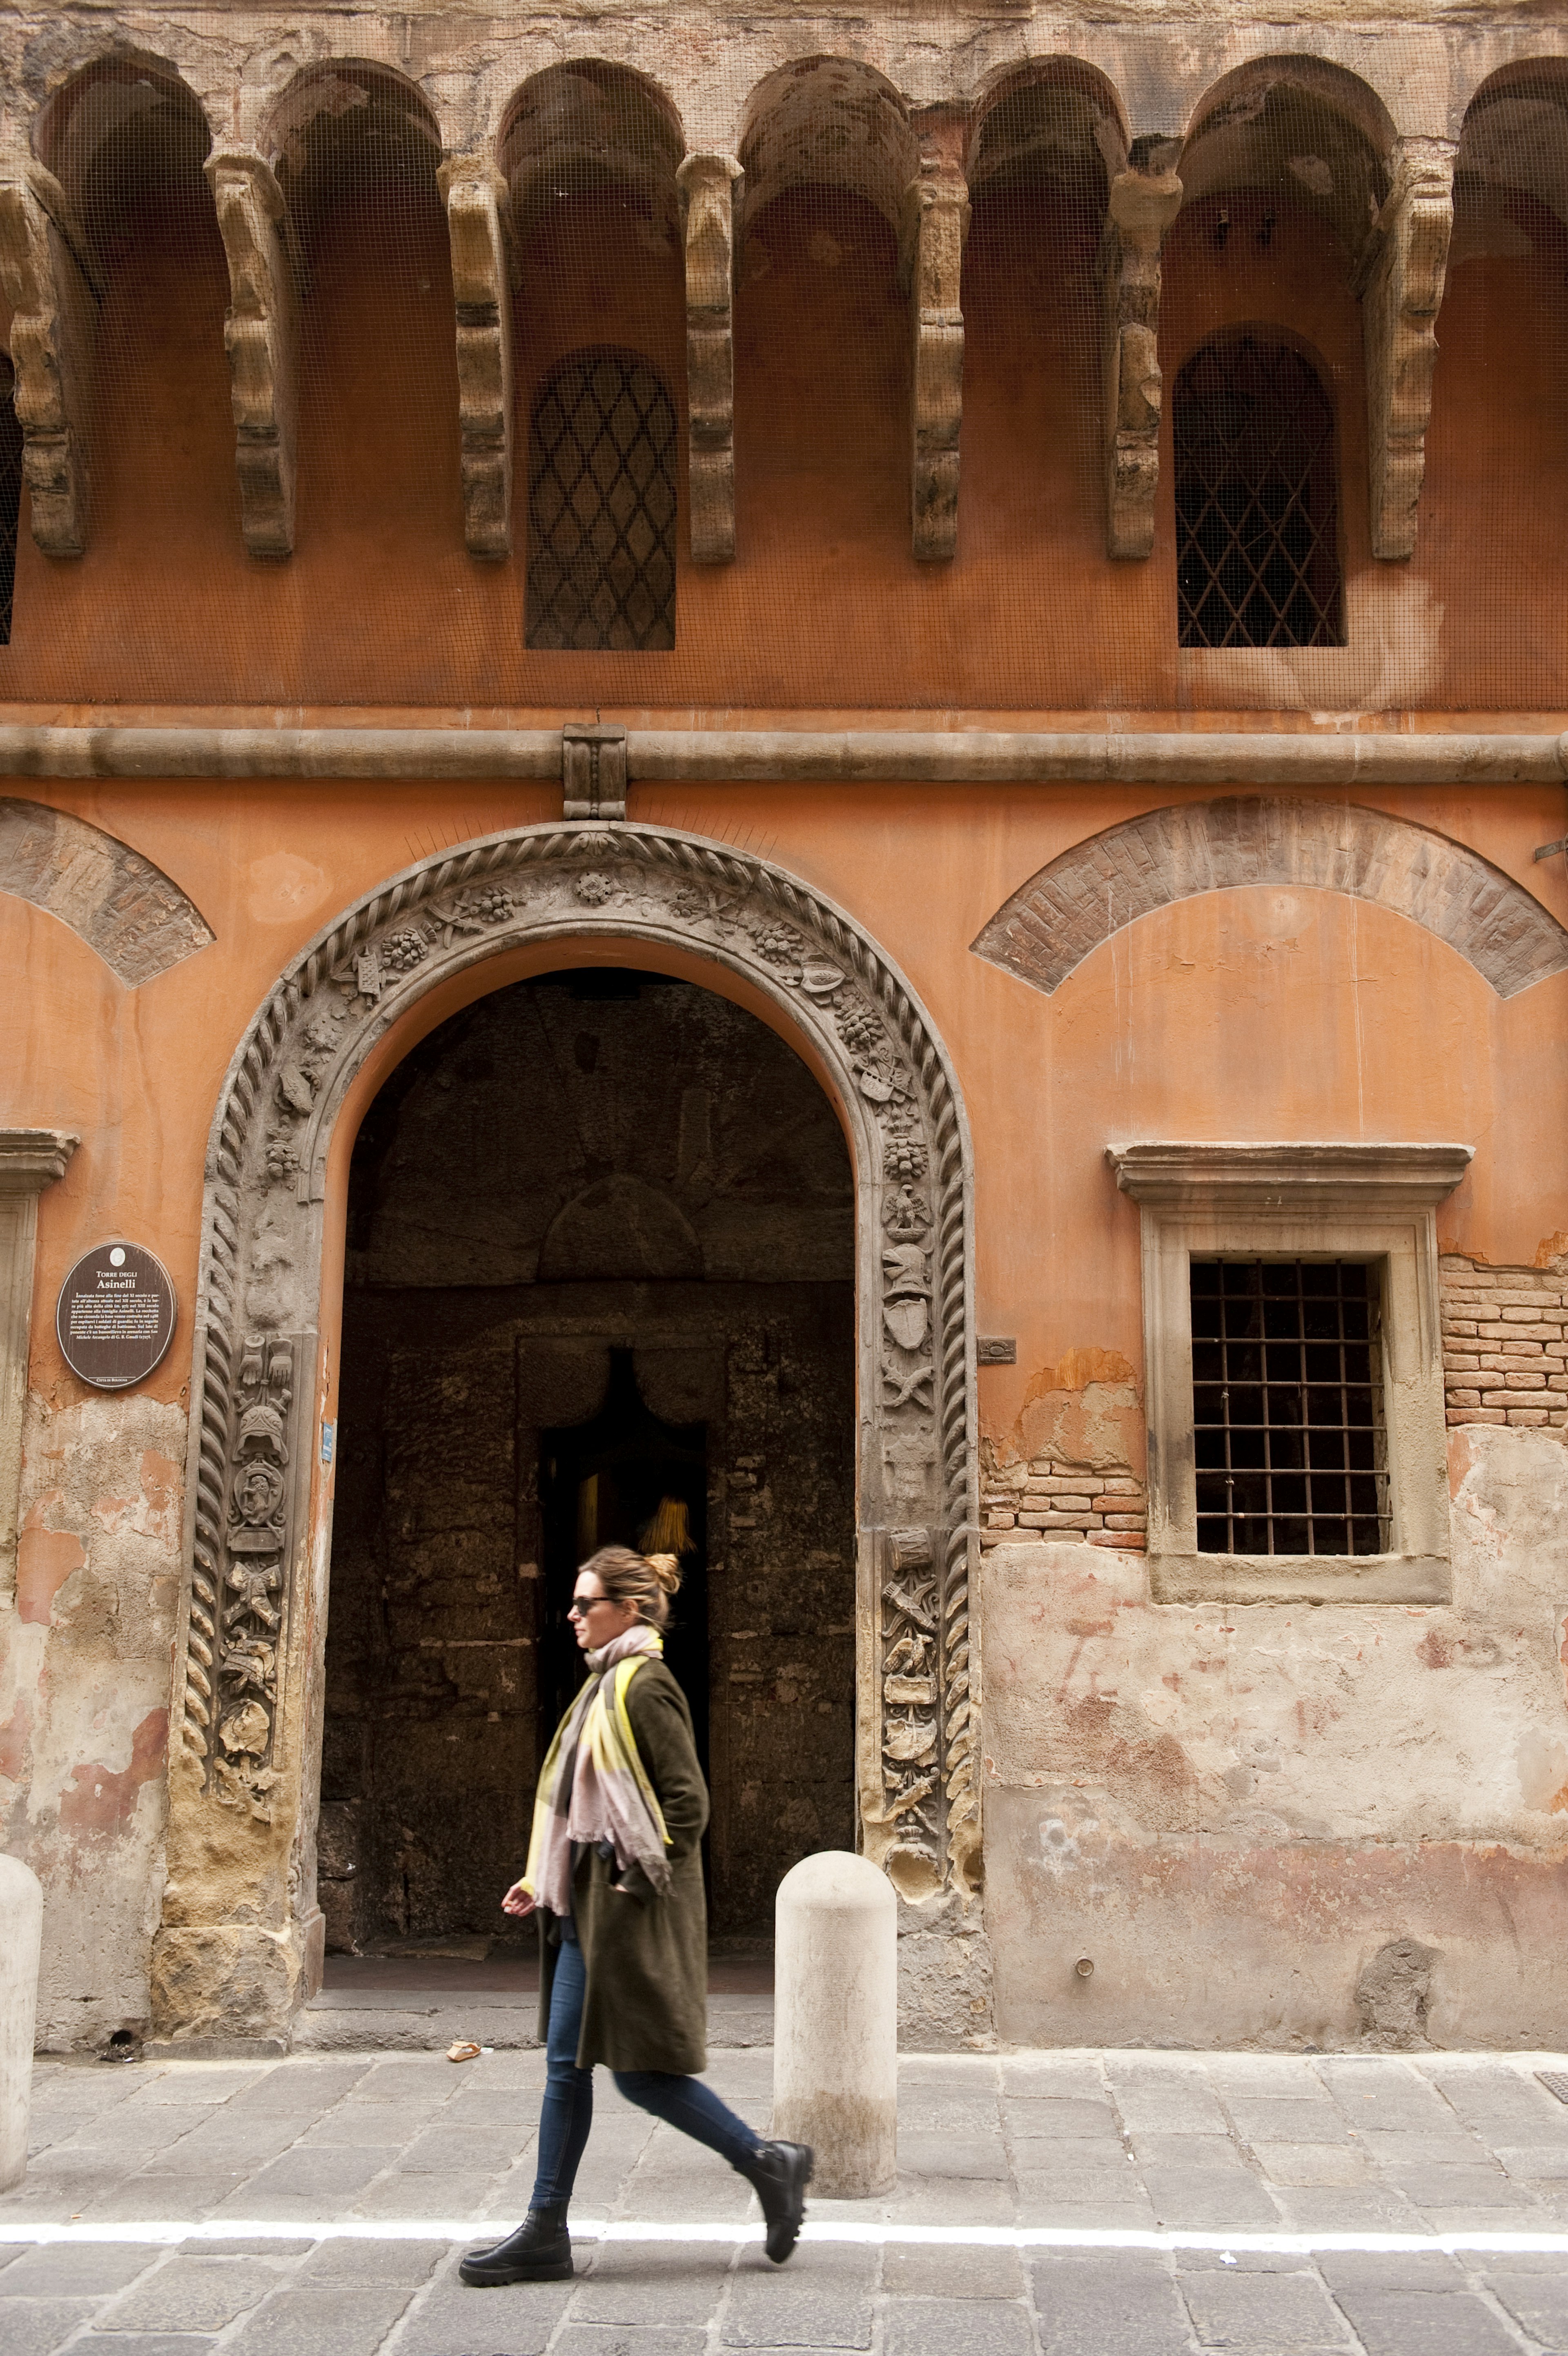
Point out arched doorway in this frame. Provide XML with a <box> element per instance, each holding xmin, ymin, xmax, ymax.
<box><xmin>318</xmin><ymin>966</ymin><xmax>856</xmax><ymax>1954</ymax></box>
<box><xmin>154</xmin><ymin>823</ymin><xmax>978</xmax><ymax>2045</ymax></box>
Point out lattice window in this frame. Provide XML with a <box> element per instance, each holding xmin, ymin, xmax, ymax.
<box><xmin>1191</xmin><ymin>1259</ymin><xmax>1388</xmax><ymax>1556</ymax></box>
<box><xmin>0</xmin><ymin>361</ymin><xmax>21</xmax><ymax>645</ymax></box>
<box><xmin>1174</xmin><ymin>335</ymin><xmax>1342</xmax><ymax>649</ymax></box>
<box><xmin>526</xmin><ymin>350</ymin><xmax>677</xmax><ymax>651</ymax></box>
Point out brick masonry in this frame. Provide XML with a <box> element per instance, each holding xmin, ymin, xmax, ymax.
<box><xmin>980</xmin><ymin>1253</ymin><xmax>1568</xmax><ymax>1557</ymax></box>
<box><xmin>980</xmin><ymin>1451</ymin><xmax>1148</xmax><ymax>1552</ymax></box>
<box><xmin>1441</xmin><ymin>1253</ymin><xmax>1568</xmax><ymax>1432</ymax></box>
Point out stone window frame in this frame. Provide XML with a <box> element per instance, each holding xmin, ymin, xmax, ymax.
<box><xmin>1108</xmin><ymin>1142</ymin><xmax>1473</xmax><ymax>1606</ymax></box>
<box><xmin>0</xmin><ymin>1128</ymin><xmax>78</xmax><ymax>1602</ymax></box>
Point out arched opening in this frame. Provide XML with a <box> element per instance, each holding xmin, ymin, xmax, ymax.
<box><xmin>734</xmin><ymin>60</ymin><xmax>918</xmax><ymax>570</ymax></box>
<box><xmin>1438</xmin><ymin>65</ymin><xmax>1568</xmax><ymax>703</ymax></box>
<box><xmin>318</xmin><ymin>962</ymin><xmax>857</xmax><ymax>1965</ymax></box>
<box><xmin>502</xmin><ymin>63</ymin><xmax>686</xmax><ymax>673</ymax></box>
<box><xmin>261</xmin><ymin>64</ymin><xmax>453</xmax><ymax>600</ymax></box>
<box><xmin>963</xmin><ymin>62</ymin><xmax>1123</xmax><ymax>579</ymax></box>
<box><xmin>0</xmin><ymin>357</ymin><xmax>22</xmax><ymax>642</ymax></box>
<box><xmin>1173</xmin><ymin>332</ymin><xmax>1341</xmax><ymax>646</ymax></box>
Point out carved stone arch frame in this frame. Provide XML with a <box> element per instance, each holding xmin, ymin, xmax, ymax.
<box><xmin>156</xmin><ymin>822</ymin><xmax>978</xmax><ymax>2042</ymax></box>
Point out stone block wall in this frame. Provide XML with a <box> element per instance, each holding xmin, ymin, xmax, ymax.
<box><xmin>1442</xmin><ymin>1255</ymin><xmax>1568</xmax><ymax>1432</ymax></box>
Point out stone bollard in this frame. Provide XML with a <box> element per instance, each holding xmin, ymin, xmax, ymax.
<box><xmin>773</xmin><ymin>1850</ymin><xmax>897</xmax><ymax>2197</ymax></box>
<box><xmin>0</xmin><ymin>1853</ymin><xmax>42</xmax><ymax>2190</ymax></box>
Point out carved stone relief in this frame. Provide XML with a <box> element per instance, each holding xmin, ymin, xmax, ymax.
<box><xmin>678</xmin><ymin>153</ymin><xmax>742</xmax><ymax>566</ymax></box>
<box><xmin>1101</xmin><ymin>169</ymin><xmax>1183</xmax><ymax>563</ymax></box>
<box><xmin>441</xmin><ymin>157</ymin><xmax>513</xmax><ymax>560</ymax></box>
<box><xmin>902</xmin><ymin>173</ymin><xmax>969</xmax><ymax>563</ymax></box>
<box><xmin>0</xmin><ymin>797</ymin><xmax>215</xmax><ymax>983</ymax></box>
<box><xmin>187</xmin><ymin>1331</ymin><xmax>304</xmax><ymax>1824</ymax></box>
<box><xmin>206</xmin><ymin>150</ymin><xmax>299</xmax><ymax>559</ymax></box>
<box><xmin>171</xmin><ymin>825</ymin><xmax>978</xmax><ymax>1966</ymax></box>
<box><xmin>1363</xmin><ymin>137</ymin><xmax>1454</xmax><ymax>562</ymax></box>
<box><xmin>0</xmin><ymin>154</ymin><xmax>98</xmax><ymax>557</ymax></box>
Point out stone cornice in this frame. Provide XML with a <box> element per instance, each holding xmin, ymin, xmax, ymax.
<box><xmin>1108</xmin><ymin>1140</ymin><xmax>1475</xmax><ymax>1215</ymax></box>
<box><xmin>0</xmin><ymin>723</ymin><xmax>1562</xmax><ymax>788</ymax></box>
<box><xmin>0</xmin><ymin>1128</ymin><xmax>79</xmax><ymax>1197</ymax></box>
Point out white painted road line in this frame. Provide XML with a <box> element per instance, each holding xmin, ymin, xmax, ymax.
<box><xmin>4</xmin><ymin>2220</ymin><xmax>1568</xmax><ymax>2255</ymax></box>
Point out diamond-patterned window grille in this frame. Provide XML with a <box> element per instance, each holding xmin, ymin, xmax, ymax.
<box><xmin>1174</xmin><ymin>335</ymin><xmax>1343</xmax><ymax>650</ymax></box>
<box><xmin>526</xmin><ymin>349</ymin><xmax>677</xmax><ymax>651</ymax></box>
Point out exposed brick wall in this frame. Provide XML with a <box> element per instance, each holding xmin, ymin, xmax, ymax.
<box><xmin>1441</xmin><ymin>1255</ymin><xmax>1568</xmax><ymax>1431</ymax></box>
<box><xmin>981</xmin><ymin>1453</ymin><xmax>1147</xmax><ymax>1551</ymax></box>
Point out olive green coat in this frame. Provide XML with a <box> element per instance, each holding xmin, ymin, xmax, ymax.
<box><xmin>534</xmin><ymin>1657</ymin><xmax>709</xmax><ymax>2074</ymax></box>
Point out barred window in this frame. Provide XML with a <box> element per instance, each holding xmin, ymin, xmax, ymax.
<box><xmin>1191</xmin><ymin>1259</ymin><xmax>1388</xmax><ymax>1557</ymax></box>
<box><xmin>1174</xmin><ymin>335</ymin><xmax>1342</xmax><ymax>650</ymax></box>
<box><xmin>0</xmin><ymin>358</ymin><xmax>21</xmax><ymax>644</ymax></box>
<box><xmin>526</xmin><ymin>350</ymin><xmax>677</xmax><ymax>651</ymax></box>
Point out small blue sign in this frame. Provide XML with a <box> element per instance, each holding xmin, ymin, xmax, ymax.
<box><xmin>321</xmin><ymin>1420</ymin><xmax>336</xmax><ymax>1466</ymax></box>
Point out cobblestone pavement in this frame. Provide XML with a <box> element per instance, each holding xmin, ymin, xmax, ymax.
<box><xmin>9</xmin><ymin>2046</ymin><xmax>1568</xmax><ymax>2353</ymax></box>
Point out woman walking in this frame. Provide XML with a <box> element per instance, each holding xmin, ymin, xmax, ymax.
<box><xmin>461</xmin><ymin>1543</ymin><xmax>813</xmax><ymax>2287</ymax></box>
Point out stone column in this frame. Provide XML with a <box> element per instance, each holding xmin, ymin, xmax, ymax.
<box><xmin>205</xmin><ymin>150</ymin><xmax>299</xmax><ymax>559</ymax></box>
<box><xmin>903</xmin><ymin>174</ymin><xmax>969</xmax><ymax>563</ymax></box>
<box><xmin>1364</xmin><ymin>137</ymin><xmax>1454</xmax><ymax>562</ymax></box>
<box><xmin>677</xmin><ymin>153</ymin><xmax>743</xmax><ymax>565</ymax></box>
<box><xmin>0</xmin><ymin>1129</ymin><xmax>78</xmax><ymax>1604</ymax></box>
<box><xmin>1101</xmin><ymin>168</ymin><xmax>1183</xmax><ymax>561</ymax></box>
<box><xmin>440</xmin><ymin>158</ymin><xmax>514</xmax><ymax>560</ymax></box>
<box><xmin>0</xmin><ymin>157</ymin><xmax>98</xmax><ymax>557</ymax></box>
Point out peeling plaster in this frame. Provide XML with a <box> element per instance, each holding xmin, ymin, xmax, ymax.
<box><xmin>2</xmin><ymin>1390</ymin><xmax>185</xmax><ymax>2047</ymax></box>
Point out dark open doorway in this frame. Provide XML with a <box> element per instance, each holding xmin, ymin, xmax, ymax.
<box><xmin>320</xmin><ymin>965</ymin><xmax>855</xmax><ymax>1959</ymax></box>
<box><xmin>539</xmin><ymin>1347</ymin><xmax>709</xmax><ymax>1774</ymax></box>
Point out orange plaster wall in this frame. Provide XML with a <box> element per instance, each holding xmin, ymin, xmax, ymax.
<box><xmin>7</xmin><ymin>778</ymin><xmax>1568</xmax><ymax>1453</ymax></box>
<box><xmin>1</xmin><ymin>178</ymin><xmax>1566</xmax><ymax>710</ymax></box>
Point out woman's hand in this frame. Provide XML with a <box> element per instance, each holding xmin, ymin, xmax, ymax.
<box><xmin>501</xmin><ymin>1881</ymin><xmax>536</xmax><ymax>1919</ymax></box>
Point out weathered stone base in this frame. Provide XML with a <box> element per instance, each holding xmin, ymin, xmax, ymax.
<box><xmin>150</xmin><ymin>1909</ymin><xmax>323</xmax><ymax>2047</ymax></box>
<box><xmin>898</xmin><ymin>1903</ymin><xmax>995</xmax><ymax>2051</ymax></box>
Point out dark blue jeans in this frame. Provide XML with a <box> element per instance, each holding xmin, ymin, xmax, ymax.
<box><xmin>531</xmin><ymin>1931</ymin><xmax>763</xmax><ymax>2210</ymax></box>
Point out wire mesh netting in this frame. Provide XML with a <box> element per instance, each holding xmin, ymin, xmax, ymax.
<box><xmin>3</xmin><ymin>45</ymin><xmax>1567</xmax><ymax>707</ymax></box>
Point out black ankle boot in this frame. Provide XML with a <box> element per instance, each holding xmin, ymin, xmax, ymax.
<box><xmin>737</xmin><ymin>2140</ymin><xmax>814</xmax><ymax>2264</ymax></box>
<box><xmin>459</xmin><ymin>2205</ymin><xmax>573</xmax><ymax>2286</ymax></box>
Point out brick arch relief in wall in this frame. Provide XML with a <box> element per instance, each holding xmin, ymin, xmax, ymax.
<box><xmin>971</xmin><ymin>796</ymin><xmax>1568</xmax><ymax>998</ymax></box>
<box><xmin>0</xmin><ymin>799</ymin><xmax>214</xmax><ymax>983</ymax></box>
<box><xmin>173</xmin><ymin>821</ymin><xmax>980</xmax><ymax>1932</ymax></box>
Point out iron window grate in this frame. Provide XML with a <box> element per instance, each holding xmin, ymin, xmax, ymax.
<box><xmin>526</xmin><ymin>349</ymin><xmax>677</xmax><ymax>652</ymax></box>
<box><xmin>1174</xmin><ymin>335</ymin><xmax>1343</xmax><ymax>650</ymax></box>
<box><xmin>1192</xmin><ymin>1258</ymin><xmax>1389</xmax><ymax>1557</ymax></box>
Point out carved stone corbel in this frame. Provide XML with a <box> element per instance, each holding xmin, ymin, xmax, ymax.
<box><xmin>902</xmin><ymin>174</ymin><xmax>969</xmax><ymax>563</ymax></box>
<box><xmin>205</xmin><ymin>150</ymin><xmax>299</xmax><ymax>559</ymax></box>
<box><xmin>439</xmin><ymin>158</ymin><xmax>513</xmax><ymax>560</ymax></box>
<box><xmin>677</xmin><ymin>154</ymin><xmax>742</xmax><ymax>565</ymax></box>
<box><xmin>1101</xmin><ymin>169</ymin><xmax>1183</xmax><ymax>562</ymax></box>
<box><xmin>0</xmin><ymin>157</ymin><xmax>98</xmax><ymax>557</ymax></box>
<box><xmin>1363</xmin><ymin>138</ymin><xmax>1454</xmax><ymax>562</ymax></box>
<box><xmin>562</xmin><ymin>723</ymin><xmax>627</xmax><ymax>820</ymax></box>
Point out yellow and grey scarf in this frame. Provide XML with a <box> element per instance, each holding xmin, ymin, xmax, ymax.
<box><xmin>521</xmin><ymin>1626</ymin><xmax>673</xmax><ymax>1914</ymax></box>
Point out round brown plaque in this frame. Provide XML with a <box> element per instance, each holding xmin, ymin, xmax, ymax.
<box><xmin>56</xmin><ymin>1241</ymin><xmax>177</xmax><ymax>1391</ymax></box>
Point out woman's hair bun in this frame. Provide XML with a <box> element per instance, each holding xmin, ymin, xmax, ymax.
<box><xmin>645</xmin><ymin>1551</ymin><xmax>682</xmax><ymax>1595</ymax></box>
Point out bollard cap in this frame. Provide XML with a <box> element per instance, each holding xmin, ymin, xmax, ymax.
<box><xmin>775</xmin><ymin>1849</ymin><xmax>896</xmax><ymax>1919</ymax></box>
